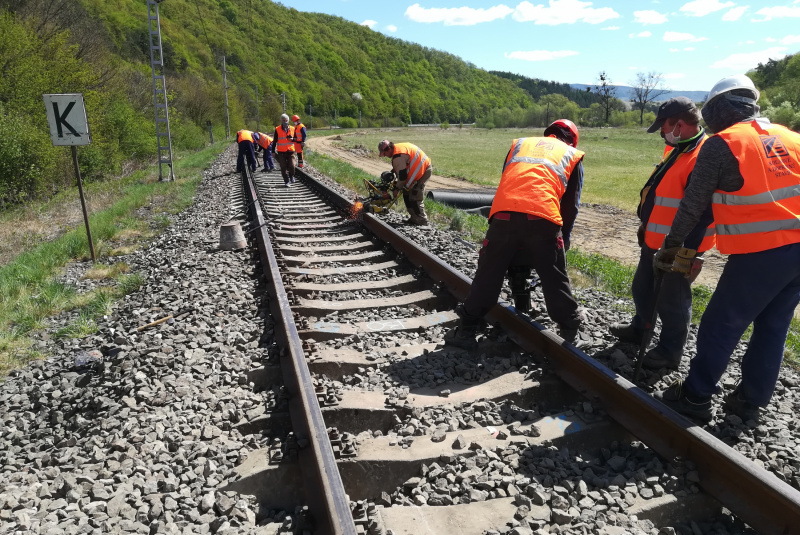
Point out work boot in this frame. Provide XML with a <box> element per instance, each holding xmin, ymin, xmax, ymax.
<box><xmin>642</xmin><ymin>347</ymin><xmax>681</xmax><ymax>370</ymax></box>
<box><xmin>444</xmin><ymin>324</ymin><xmax>479</xmax><ymax>350</ymax></box>
<box><xmin>723</xmin><ymin>384</ymin><xmax>761</xmax><ymax>422</ymax></box>
<box><xmin>654</xmin><ymin>380</ymin><xmax>713</xmax><ymax>423</ymax></box>
<box><xmin>609</xmin><ymin>322</ymin><xmax>645</xmax><ymax>345</ymax></box>
<box><xmin>558</xmin><ymin>326</ymin><xmax>579</xmax><ymax>345</ymax></box>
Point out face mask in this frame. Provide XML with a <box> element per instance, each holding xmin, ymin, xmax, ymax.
<box><xmin>663</xmin><ymin>123</ymin><xmax>682</xmax><ymax>146</ymax></box>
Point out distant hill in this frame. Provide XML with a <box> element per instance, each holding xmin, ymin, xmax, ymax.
<box><xmin>569</xmin><ymin>84</ymin><xmax>708</xmax><ymax>103</ymax></box>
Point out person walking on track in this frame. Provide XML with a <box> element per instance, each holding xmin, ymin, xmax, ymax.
<box><xmin>377</xmin><ymin>140</ymin><xmax>432</xmax><ymax>225</ymax></box>
<box><xmin>254</xmin><ymin>132</ymin><xmax>275</xmax><ymax>172</ymax></box>
<box><xmin>444</xmin><ymin>119</ymin><xmax>585</xmax><ymax>349</ymax></box>
<box><xmin>609</xmin><ymin>97</ymin><xmax>715</xmax><ymax>371</ymax></box>
<box><xmin>292</xmin><ymin>115</ymin><xmax>307</xmax><ymax>168</ymax></box>
<box><xmin>653</xmin><ymin>74</ymin><xmax>800</xmax><ymax>423</ymax></box>
<box><xmin>270</xmin><ymin>114</ymin><xmax>296</xmax><ymax>187</ymax></box>
<box><xmin>235</xmin><ymin>129</ymin><xmax>257</xmax><ymax>174</ymax></box>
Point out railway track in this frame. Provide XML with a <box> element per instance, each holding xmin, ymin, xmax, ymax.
<box><xmin>225</xmin><ymin>165</ymin><xmax>800</xmax><ymax>535</ymax></box>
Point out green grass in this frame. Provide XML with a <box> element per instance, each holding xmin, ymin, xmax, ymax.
<box><xmin>336</xmin><ymin>127</ymin><xmax>665</xmax><ymax>211</ymax></box>
<box><xmin>0</xmin><ymin>143</ymin><xmax>225</xmax><ymax>377</ymax></box>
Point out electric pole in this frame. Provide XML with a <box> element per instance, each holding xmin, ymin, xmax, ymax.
<box><xmin>146</xmin><ymin>0</ymin><xmax>174</xmax><ymax>181</ymax></box>
<box><xmin>280</xmin><ymin>92</ymin><xmax>286</xmax><ymax>114</ymax></box>
<box><xmin>255</xmin><ymin>86</ymin><xmax>260</xmax><ymax>132</ymax></box>
<box><xmin>308</xmin><ymin>104</ymin><xmax>312</xmax><ymax>129</ymax></box>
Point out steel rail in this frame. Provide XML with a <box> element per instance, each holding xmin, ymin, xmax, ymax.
<box><xmin>300</xmin><ymin>168</ymin><xmax>800</xmax><ymax>535</ymax></box>
<box><xmin>242</xmin><ymin>169</ymin><xmax>357</xmax><ymax>535</ymax></box>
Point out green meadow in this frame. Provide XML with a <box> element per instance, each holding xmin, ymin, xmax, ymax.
<box><xmin>339</xmin><ymin>127</ymin><xmax>666</xmax><ymax>211</ymax></box>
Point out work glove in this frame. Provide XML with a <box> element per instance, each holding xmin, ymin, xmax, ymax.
<box><xmin>673</xmin><ymin>247</ymin><xmax>697</xmax><ymax>276</ymax></box>
<box><xmin>688</xmin><ymin>257</ymin><xmax>704</xmax><ymax>283</ymax></box>
<box><xmin>653</xmin><ymin>246</ymin><xmax>681</xmax><ymax>272</ymax></box>
<box><xmin>637</xmin><ymin>223</ymin><xmax>645</xmax><ymax>248</ymax></box>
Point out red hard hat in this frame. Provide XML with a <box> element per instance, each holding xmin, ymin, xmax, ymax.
<box><xmin>544</xmin><ymin>119</ymin><xmax>579</xmax><ymax>148</ymax></box>
<box><xmin>291</xmin><ymin>115</ymin><xmax>300</xmax><ymax>122</ymax></box>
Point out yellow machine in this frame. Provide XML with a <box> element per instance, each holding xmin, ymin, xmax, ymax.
<box><xmin>360</xmin><ymin>171</ymin><xmax>400</xmax><ymax>213</ymax></box>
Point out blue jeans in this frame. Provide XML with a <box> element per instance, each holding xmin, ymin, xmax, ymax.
<box><xmin>685</xmin><ymin>242</ymin><xmax>800</xmax><ymax>406</ymax></box>
<box><xmin>631</xmin><ymin>246</ymin><xmax>692</xmax><ymax>360</ymax></box>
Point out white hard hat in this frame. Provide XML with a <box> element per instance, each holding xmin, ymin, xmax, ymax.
<box><xmin>705</xmin><ymin>74</ymin><xmax>759</xmax><ymax>105</ymax></box>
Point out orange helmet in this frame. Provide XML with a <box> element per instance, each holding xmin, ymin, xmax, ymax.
<box><xmin>544</xmin><ymin>119</ymin><xmax>579</xmax><ymax>148</ymax></box>
<box><xmin>291</xmin><ymin>115</ymin><xmax>300</xmax><ymax>122</ymax></box>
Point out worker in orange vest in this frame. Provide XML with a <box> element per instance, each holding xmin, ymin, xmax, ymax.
<box><xmin>445</xmin><ymin>120</ymin><xmax>585</xmax><ymax>349</ymax></box>
<box><xmin>654</xmin><ymin>74</ymin><xmax>800</xmax><ymax>423</ymax></box>
<box><xmin>377</xmin><ymin>140</ymin><xmax>432</xmax><ymax>225</ymax></box>
<box><xmin>235</xmin><ymin>129</ymin><xmax>257</xmax><ymax>174</ymax></box>
<box><xmin>270</xmin><ymin>114</ymin><xmax>296</xmax><ymax>187</ymax></box>
<box><xmin>609</xmin><ymin>97</ymin><xmax>715</xmax><ymax>371</ymax></box>
<box><xmin>253</xmin><ymin>132</ymin><xmax>275</xmax><ymax>172</ymax></box>
<box><xmin>292</xmin><ymin>115</ymin><xmax>307</xmax><ymax>168</ymax></box>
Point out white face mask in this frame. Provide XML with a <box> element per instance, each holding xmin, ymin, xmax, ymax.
<box><xmin>663</xmin><ymin>123</ymin><xmax>682</xmax><ymax>146</ymax></box>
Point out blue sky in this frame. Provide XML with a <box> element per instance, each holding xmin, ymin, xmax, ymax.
<box><xmin>296</xmin><ymin>0</ymin><xmax>800</xmax><ymax>92</ymax></box>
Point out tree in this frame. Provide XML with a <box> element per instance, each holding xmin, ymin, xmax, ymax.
<box><xmin>630</xmin><ymin>71</ymin><xmax>670</xmax><ymax>125</ymax></box>
<box><xmin>593</xmin><ymin>71</ymin><xmax>617</xmax><ymax>124</ymax></box>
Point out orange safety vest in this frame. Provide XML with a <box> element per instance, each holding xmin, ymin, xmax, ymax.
<box><xmin>255</xmin><ymin>133</ymin><xmax>273</xmax><ymax>149</ymax></box>
<box><xmin>712</xmin><ymin>120</ymin><xmax>800</xmax><ymax>254</ymax></box>
<box><xmin>275</xmin><ymin>124</ymin><xmax>295</xmax><ymax>153</ymax></box>
<box><xmin>645</xmin><ymin>135</ymin><xmax>716</xmax><ymax>252</ymax></box>
<box><xmin>236</xmin><ymin>130</ymin><xmax>254</xmax><ymax>143</ymax></box>
<box><xmin>490</xmin><ymin>137</ymin><xmax>585</xmax><ymax>225</ymax></box>
<box><xmin>392</xmin><ymin>143</ymin><xmax>431</xmax><ymax>189</ymax></box>
<box><xmin>293</xmin><ymin>123</ymin><xmax>306</xmax><ymax>152</ymax></box>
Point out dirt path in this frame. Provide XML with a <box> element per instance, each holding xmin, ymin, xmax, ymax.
<box><xmin>306</xmin><ymin>133</ymin><xmax>726</xmax><ymax>288</ymax></box>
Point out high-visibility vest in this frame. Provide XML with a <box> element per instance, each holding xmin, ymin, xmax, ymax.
<box><xmin>236</xmin><ymin>130</ymin><xmax>254</xmax><ymax>143</ymax></box>
<box><xmin>489</xmin><ymin>137</ymin><xmax>584</xmax><ymax>225</ymax></box>
<box><xmin>275</xmin><ymin>125</ymin><xmax>295</xmax><ymax>152</ymax></box>
<box><xmin>712</xmin><ymin>120</ymin><xmax>800</xmax><ymax>254</ymax></box>
<box><xmin>392</xmin><ymin>143</ymin><xmax>431</xmax><ymax>189</ymax></box>
<box><xmin>293</xmin><ymin>123</ymin><xmax>306</xmax><ymax>152</ymax></box>
<box><xmin>255</xmin><ymin>133</ymin><xmax>272</xmax><ymax>149</ymax></box>
<box><xmin>645</xmin><ymin>135</ymin><xmax>716</xmax><ymax>251</ymax></box>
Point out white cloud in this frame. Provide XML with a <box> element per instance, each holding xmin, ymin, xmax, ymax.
<box><xmin>628</xmin><ymin>31</ymin><xmax>652</xmax><ymax>38</ymax></box>
<box><xmin>663</xmin><ymin>31</ymin><xmax>708</xmax><ymax>42</ymax></box>
<box><xmin>360</xmin><ymin>20</ymin><xmax>377</xmax><ymax>29</ymax></box>
<box><xmin>722</xmin><ymin>6</ymin><xmax>748</xmax><ymax>21</ymax></box>
<box><xmin>505</xmin><ymin>49</ymin><xmax>580</xmax><ymax>61</ymax></box>
<box><xmin>385</xmin><ymin>24</ymin><xmax>398</xmax><ymax>32</ymax></box>
<box><xmin>781</xmin><ymin>35</ymin><xmax>800</xmax><ymax>44</ymax></box>
<box><xmin>663</xmin><ymin>73</ymin><xmax>686</xmax><ymax>79</ymax></box>
<box><xmin>709</xmin><ymin>47</ymin><xmax>788</xmax><ymax>69</ymax></box>
<box><xmin>404</xmin><ymin>3</ymin><xmax>513</xmax><ymax>25</ymax></box>
<box><xmin>680</xmin><ymin>0</ymin><xmax>735</xmax><ymax>17</ymax></box>
<box><xmin>753</xmin><ymin>5</ymin><xmax>800</xmax><ymax>21</ymax></box>
<box><xmin>512</xmin><ymin>0</ymin><xmax>620</xmax><ymax>25</ymax></box>
<box><xmin>601</xmin><ymin>25</ymin><xmax>620</xmax><ymax>30</ymax></box>
<box><xmin>634</xmin><ymin>10</ymin><xmax>668</xmax><ymax>24</ymax></box>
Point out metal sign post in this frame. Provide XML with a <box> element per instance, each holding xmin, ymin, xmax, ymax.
<box><xmin>43</xmin><ymin>93</ymin><xmax>96</xmax><ymax>263</ymax></box>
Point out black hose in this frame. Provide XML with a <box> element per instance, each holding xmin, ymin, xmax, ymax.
<box><xmin>426</xmin><ymin>190</ymin><xmax>495</xmax><ymax>209</ymax></box>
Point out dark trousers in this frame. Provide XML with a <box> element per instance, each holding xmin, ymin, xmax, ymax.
<box><xmin>631</xmin><ymin>246</ymin><xmax>692</xmax><ymax>359</ymax></box>
<box><xmin>236</xmin><ymin>141</ymin><xmax>256</xmax><ymax>172</ymax></box>
<box><xmin>402</xmin><ymin>168</ymin><xmax>431</xmax><ymax>222</ymax></box>
<box><xmin>462</xmin><ymin>213</ymin><xmax>580</xmax><ymax>329</ymax></box>
<box><xmin>260</xmin><ymin>149</ymin><xmax>274</xmax><ymax>170</ymax></box>
<box><xmin>686</xmin><ymin>241</ymin><xmax>800</xmax><ymax>406</ymax></box>
<box><xmin>275</xmin><ymin>151</ymin><xmax>296</xmax><ymax>184</ymax></box>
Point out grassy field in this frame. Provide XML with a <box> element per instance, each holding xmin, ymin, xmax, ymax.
<box><xmin>337</xmin><ymin>127</ymin><xmax>666</xmax><ymax>212</ymax></box>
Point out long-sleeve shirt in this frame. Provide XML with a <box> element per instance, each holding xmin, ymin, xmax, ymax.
<box><xmin>663</xmin><ymin>120</ymin><xmax>753</xmax><ymax>249</ymax></box>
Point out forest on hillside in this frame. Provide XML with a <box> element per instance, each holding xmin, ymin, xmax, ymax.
<box><xmin>0</xmin><ymin>0</ymin><xmax>795</xmax><ymax>208</ymax></box>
